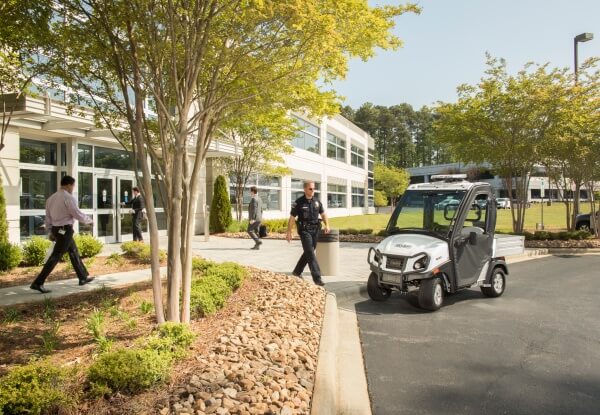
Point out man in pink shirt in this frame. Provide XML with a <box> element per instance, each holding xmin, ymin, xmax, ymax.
<box><xmin>30</xmin><ymin>175</ymin><xmax>95</xmax><ymax>293</ymax></box>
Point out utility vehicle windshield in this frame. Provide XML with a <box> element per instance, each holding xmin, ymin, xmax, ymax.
<box><xmin>386</xmin><ymin>190</ymin><xmax>467</xmax><ymax>238</ymax></box>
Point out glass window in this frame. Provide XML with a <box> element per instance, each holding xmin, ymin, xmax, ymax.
<box><xmin>20</xmin><ymin>139</ymin><xmax>57</xmax><ymax>165</ymax></box>
<box><xmin>20</xmin><ymin>170</ymin><xmax>57</xmax><ymax>209</ymax></box>
<box><xmin>229</xmin><ymin>174</ymin><xmax>281</xmax><ymax>211</ymax></box>
<box><xmin>95</xmin><ymin>146</ymin><xmax>133</xmax><ymax>170</ymax></box>
<box><xmin>351</xmin><ymin>144</ymin><xmax>365</xmax><ymax>168</ymax></box>
<box><xmin>78</xmin><ymin>172</ymin><xmax>93</xmax><ymax>209</ymax></box>
<box><xmin>327</xmin><ymin>183</ymin><xmax>347</xmax><ymax>208</ymax></box>
<box><xmin>61</xmin><ymin>143</ymin><xmax>67</xmax><ymax>166</ymax></box>
<box><xmin>326</xmin><ymin>133</ymin><xmax>346</xmax><ymax>162</ymax></box>
<box><xmin>368</xmin><ymin>149</ymin><xmax>375</xmax><ymax>172</ymax></box>
<box><xmin>352</xmin><ymin>186</ymin><xmax>365</xmax><ymax>207</ymax></box>
<box><xmin>292</xmin><ymin>115</ymin><xmax>320</xmax><ymax>154</ymax></box>
<box><xmin>78</xmin><ymin>144</ymin><xmax>93</xmax><ymax>167</ymax></box>
<box><xmin>20</xmin><ymin>215</ymin><xmax>48</xmax><ymax>238</ymax></box>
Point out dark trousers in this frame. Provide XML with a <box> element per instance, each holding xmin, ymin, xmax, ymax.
<box><xmin>132</xmin><ymin>211</ymin><xmax>143</xmax><ymax>241</ymax></box>
<box><xmin>33</xmin><ymin>225</ymin><xmax>89</xmax><ymax>285</ymax></box>
<box><xmin>293</xmin><ymin>229</ymin><xmax>321</xmax><ymax>279</ymax></box>
<box><xmin>247</xmin><ymin>221</ymin><xmax>261</xmax><ymax>244</ymax></box>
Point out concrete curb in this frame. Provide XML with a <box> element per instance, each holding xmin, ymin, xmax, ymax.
<box><xmin>312</xmin><ymin>292</ymin><xmax>338</xmax><ymax>415</ymax></box>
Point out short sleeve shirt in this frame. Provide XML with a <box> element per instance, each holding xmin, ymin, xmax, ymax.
<box><xmin>290</xmin><ymin>195</ymin><xmax>324</xmax><ymax>223</ymax></box>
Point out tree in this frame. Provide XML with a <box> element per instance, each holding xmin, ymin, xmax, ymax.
<box><xmin>435</xmin><ymin>56</ymin><xmax>568</xmax><ymax>233</ymax></box>
<box><xmin>0</xmin><ymin>1</ymin><xmax>53</xmax><ymax>151</ymax></box>
<box><xmin>50</xmin><ymin>0</ymin><xmax>417</xmax><ymax>323</ymax></box>
<box><xmin>209</xmin><ymin>176</ymin><xmax>232</xmax><ymax>233</ymax></box>
<box><xmin>374</xmin><ymin>190</ymin><xmax>388</xmax><ymax>212</ymax></box>
<box><xmin>374</xmin><ymin>164</ymin><xmax>410</xmax><ymax>208</ymax></box>
<box><xmin>219</xmin><ymin>109</ymin><xmax>293</xmax><ymax>222</ymax></box>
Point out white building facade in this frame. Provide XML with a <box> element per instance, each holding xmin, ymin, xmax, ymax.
<box><xmin>1</xmin><ymin>93</ymin><xmax>375</xmax><ymax>245</ymax></box>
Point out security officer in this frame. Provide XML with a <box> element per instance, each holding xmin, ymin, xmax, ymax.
<box><xmin>286</xmin><ymin>180</ymin><xmax>330</xmax><ymax>286</ymax></box>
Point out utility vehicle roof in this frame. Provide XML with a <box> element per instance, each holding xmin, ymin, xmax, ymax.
<box><xmin>407</xmin><ymin>174</ymin><xmax>491</xmax><ymax>192</ymax></box>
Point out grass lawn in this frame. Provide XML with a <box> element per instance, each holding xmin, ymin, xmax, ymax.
<box><xmin>329</xmin><ymin>202</ymin><xmax>599</xmax><ymax>233</ymax></box>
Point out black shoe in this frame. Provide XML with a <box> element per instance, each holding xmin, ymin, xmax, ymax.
<box><xmin>30</xmin><ymin>283</ymin><xmax>51</xmax><ymax>294</ymax></box>
<box><xmin>313</xmin><ymin>278</ymin><xmax>325</xmax><ymax>286</ymax></box>
<box><xmin>79</xmin><ymin>277</ymin><xmax>95</xmax><ymax>286</ymax></box>
<box><xmin>251</xmin><ymin>245</ymin><xmax>260</xmax><ymax>250</ymax></box>
<box><xmin>257</xmin><ymin>240</ymin><xmax>263</xmax><ymax>245</ymax></box>
<box><xmin>292</xmin><ymin>272</ymin><xmax>302</xmax><ymax>278</ymax></box>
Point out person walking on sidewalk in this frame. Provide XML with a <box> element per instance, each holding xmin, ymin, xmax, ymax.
<box><xmin>30</xmin><ymin>175</ymin><xmax>95</xmax><ymax>294</ymax></box>
<box><xmin>247</xmin><ymin>186</ymin><xmax>263</xmax><ymax>250</ymax></box>
<box><xmin>122</xmin><ymin>186</ymin><xmax>145</xmax><ymax>242</ymax></box>
<box><xmin>286</xmin><ymin>181</ymin><xmax>330</xmax><ymax>286</ymax></box>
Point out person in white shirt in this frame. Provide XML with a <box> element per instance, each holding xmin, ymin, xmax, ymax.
<box><xmin>30</xmin><ymin>175</ymin><xmax>95</xmax><ymax>293</ymax></box>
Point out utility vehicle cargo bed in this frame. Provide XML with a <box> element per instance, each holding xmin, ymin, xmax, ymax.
<box><xmin>493</xmin><ymin>234</ymin><xmax>525</xmax><ymax>257</ymax></box>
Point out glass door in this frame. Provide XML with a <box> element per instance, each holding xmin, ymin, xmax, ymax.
<box><xmin>96</xmin><ymin>177</ymin><xmax>115</xmax><ymax>243</ymax></box>
<box><xmin>117</xmin><ymin>178</ymin><xmax>133</xmax><ymax>242</ymax></box>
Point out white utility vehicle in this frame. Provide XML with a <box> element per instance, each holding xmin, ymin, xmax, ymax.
<box><xmin>367</xmin><ymin>174</ymin><xmax>524</xmax><ymax>311</ymax></box>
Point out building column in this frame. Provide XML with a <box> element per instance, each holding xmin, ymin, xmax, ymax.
<box><xmin>0</xmin><ymin>128</ymin><xmax>21</xmax><ymax>244</ymax></box>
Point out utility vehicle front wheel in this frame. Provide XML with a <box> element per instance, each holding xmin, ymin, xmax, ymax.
<box><xmin>418</xmin><ymin>277</ymin><xmax>443</xmax><ymax>311</ymax></box>
<box><xmin>367</xmin><ymin>272</ymin><xmax>391</xmax><ymax>301</ymax></box>
<box><xmin>481</xmin><ymin>268</ymin><xmax>506</xmax><ymax>298</ymax></box>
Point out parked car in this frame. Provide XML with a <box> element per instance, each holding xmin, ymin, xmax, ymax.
<box><xmin>575</xmin><ymin>211</ymin><xmax>599</xmax><ymax>232</ymax></box>
<box><xmin>496</xmin><ymin>198</ymin><xmax>511</xmax><ymax>209</ymax></box>
<box><xmin>435</xmin><ymin>197</ymin><xmax>459</xmax><ymax>210</ymax></box>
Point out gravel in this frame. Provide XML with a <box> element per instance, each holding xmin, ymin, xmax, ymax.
<box><xmin>166</xmin><ymin>270</ymin><xmax>326</xmax><ymax>415</ymax></box>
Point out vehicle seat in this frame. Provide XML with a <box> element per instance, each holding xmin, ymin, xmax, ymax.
<box><xmin>461</xmin><ymin>226</ymin><xmax>484</xmax><ymax>236</ymax></box>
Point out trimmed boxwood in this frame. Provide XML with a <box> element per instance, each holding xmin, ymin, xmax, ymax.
<box><xmin>204</xmin><ymin>262</ymin><xmax>247</xmax><ymax>290</ymax></box>
<box><xmin>190</xmin><ymin>274</ymin><xmax>232</xmax><ymax>317</ymax></box>
<box><xmin>22</xmin><ymin>236</ymin><xmax>52</xmax><ymax>266</ymax></box>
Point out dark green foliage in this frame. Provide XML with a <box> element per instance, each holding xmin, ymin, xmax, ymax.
<box><xmin>0</xmin><ymin>176</ymin><xmax>8</xmax><ymax>244</ymax></box>
<box><xmin>340</xmin><ymin>228</ymin><xmax>374</xmax><ymax>235</ymax></box>
<box><xmin>22</xmin><ymin>236</ymin><xmax>52</xmax><ymax>266</ymax></box>
<box><xmin>87</xmin><ymin>348</ymin><xmax>172</xmax><ymax>396</ymax></box>
<box><xmin>517</xmin><ymin>230</ymin><xmax>592</xmax><ymax>240</ymax></box>
<box><xmin>190</xmin><ymin>275</ymin><xmax>232</xmax><ymax>317</ymax></box>
<box><xmin>0</xmin><ymin>242</ymin><xmax>22</xmax><ymax>271</ymax></box>
<box><xmin>262</xmin><ymin>218</ymin><xmax>289</xmax><ymax>233</ymax></box>
<box><xmin>209</xmin><ymin>175</ymin><xmax>232</xmax><ymax>233</ymax></box>
<box><xmin>0</xmin><ymin>360</ymin><xmax>74</xmax><ymax>414</ymax></box>
<box><xmin>377</xmin><ymin>229</ymin><xmax>388</xmax><ymax>237</ymax></box>
<box><xmin>204</xmin><ymin>262</ymin><xmax>247</xmax><ymax>290</ymax></box>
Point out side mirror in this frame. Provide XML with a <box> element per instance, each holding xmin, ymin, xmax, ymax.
<box><xmin>469</xmin><ymin>231</ymin><xmax>478</xmax><ymax>245</ymax></box>
<box><xmin>443</xmin><ymin>205</ymin><xmax>457</xmax><ymax>220</ymax></box>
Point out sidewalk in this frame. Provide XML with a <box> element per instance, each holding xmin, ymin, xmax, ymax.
<box><xmin>1</xmin><ymin>235</ymin><xmax>596</xmax><ymax>414</ymax></box>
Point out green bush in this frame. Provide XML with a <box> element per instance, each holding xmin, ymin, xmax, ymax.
<box><xmin>121</xmin><ymin>241</ymin><xmax>165</xmax><ymax>264</ymax></box>
<box><xmin>190</xmin><ymin>275</ymin><xmax>232</xmax><ymax>317</ymax></box>
<box><xmin>204</xmin><ymin>262</ymin><xmax>247</xmax><ymax>290</ymax></box>
<box><xmin>226</xmin><ymin>220</ymin><xmax>249</xmax><ymax>233</ymax></box>
<box><xmin>74</xmin><ymin>234</ymin><xmax>103</xmax><ymax>258</ymax></box>
<box><xmin>262</xmin><ymin>219</ymin><xmax>289</xmax><ymax>233</ymax></box>
<box><xmin>87</xmin><ymin>348</ymin><xmax>172</xmax><ymax>396</ymax></box>
<box><xmin>376</xmin><ymin>229</ymin><xmax>388</xmax><ymax>237</ymax></box>
<box><xmin>191</xmin><ymin>257</ymin><xmax>217</xmax><ymax>275</ymax></box>
<box><xmin>0</xmin><ymin>360</ymin><xmax>74</xmax><ymax>414</ymax></box>
<box><xmin>359</xmin><ymin>228</ymin><xmax>374</xmax><ymax>235</ymax></box>
<box><xmin>0</xmin><ymin>242</ymin><xmax>22</xmax><ymax>272</ymax></box>
<box><xmin>142</xmin><ymin>322</ymin><xmax>196</xmax><ymax>359</ymax></box>
<box><xmin>121</xmin><ymin>240</ymin><xmax>146</xmax><ymax>256</ymax></box>
<box><xmin>530</xmin><ymin>230</ymin><xmax>593</xmax><ymax>241</ymax></box>
<box><xmin>209</xmin><ymin>175</ymin><xmax>232</xmax><ymax>233</ymax></box>
<box><xmin>22</xmin><ymin>236</ymin><xmax>52</xmax><ymax>266</ymax></box>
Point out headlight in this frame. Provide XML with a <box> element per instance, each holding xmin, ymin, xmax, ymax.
<box><xmin>413</xmin><ymin>254</ymin><xmax>429</xmax><ymax>270</ymax></box>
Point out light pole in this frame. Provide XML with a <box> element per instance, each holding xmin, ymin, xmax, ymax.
<box><xmin>574</xmin><ymin>32</ymin><xmax>593</xmax><ymax>83</ymax></box>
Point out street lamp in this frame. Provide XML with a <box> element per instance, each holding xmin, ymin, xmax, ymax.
<box><xmin>574</xmin><ymin>32</ymin><xmax>593</xmax><ymax>83</ymax></box>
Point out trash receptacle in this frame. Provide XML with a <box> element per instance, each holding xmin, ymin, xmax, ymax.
<box><xmin>315</xmin><ymin>229</ymin><xmax>339</xmax><ymax>276</ymax></box>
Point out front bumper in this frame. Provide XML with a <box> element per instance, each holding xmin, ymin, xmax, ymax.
<box><xmin>367</xmin><ymin>247</ymin><xmax>432</xmax><ymax>290</ymax></box>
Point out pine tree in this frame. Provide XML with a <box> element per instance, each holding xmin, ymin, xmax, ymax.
<box><xmin>0</xmin><ymin>175</ymin><xmax>9</xmax><ymax>243</ymax></box>
<box><xmin>209</xmin><ymin>175</ymin><xmax>232</xmax><ymax>233</ymax></box>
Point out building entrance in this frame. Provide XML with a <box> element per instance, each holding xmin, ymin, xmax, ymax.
<box><xmin>95</xmin><ymin>176</ymin><xmax>138</xmax><ymax>243</ymax></box>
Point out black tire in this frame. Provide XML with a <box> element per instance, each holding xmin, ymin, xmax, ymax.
<box><xmin>418</xmin><ymin>277</ymin><xmax>443</xmax><ymax>311</ymax></box>
<box><xmin>481</xmin><ymin>268</ymin><xmax>506</xmax><ymax>298</ymax></box>
<box><xmin>367</xmin><ymin>272</ymin><xmax>391</xmax><ymax>301</ymax></box>
<box><xmin>576</xmin><ymin>221</ymin><xmax>591</xmax><ymax>232</ymax></box>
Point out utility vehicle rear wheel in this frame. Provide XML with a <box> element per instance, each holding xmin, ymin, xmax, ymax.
<box><xmin>418</xmin><ymin>277</ymin><xmax>443</xmax><ymax>311</ymax></box>
<box><xmin>367</xmin><ymin>272</ymin><xmax>391</xmax><ymax>301</ymax></box>
<box><xmin>481</xmin><ymin>268</ymin><xmax>506</xmax><ymax>298</ymax></box>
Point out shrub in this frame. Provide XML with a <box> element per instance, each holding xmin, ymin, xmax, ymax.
<box><xmin>0</xmin><ymin>242</ymin><xmax>22</xmax><ymax>272</ymax></box>
<box><xmin>190</xmin><ymin>275</ymin><xmax>232</xmax><ymax>317</ymax></box>
<box><xmin>0</xmin><ymin>360</ymin><xmax>74</xmax><ymax>414</ymax></box>
<box><xmin>121</xmin><ymin>241</ymin><xmax>165</xmax><ymax>264</ymax></box>
<box><xmin>226</xmin><ymin>220</ymin><xmax>249</xmax><ymax>233</ymax></box>
<box><xmin>106</xmin><ymin>252</ymin><xmax>125</xmax><ymax>267</ymax></box>
<box><xmin>191</xmin><ymin>257</ymin><xmax>217</xmax><ymax>275</ymax></box>
<box><xmin>142</xmin><ymin>322</ymin><xmax>196</xmax><ymax>359</ymax></box>
<box><xmin>121</xmin><ymin>240</ymin><xmax>146</xmax><ymax>256</ymax></box>
<box><xmin>262</xmin><ymin>219</ymin><xmax>289</xmax><ymax>233</ymax></box>
<box><xmin>22</xmin><ymin>236</ymin><xmax>52</xmax><ymax>266</ymax></box>
<box><xmin>209</xmin><ymin>175</ymin><xmax>232</xmax><ymax>233</ymax></box>
<box><xmin>376</xmin><ymin>229</ymin><xmax>388</xmax><ymax>237</ymax></box>
<box><xmin>87</xmin><ymin>348</ymin><xmax>172</xmax><ymax>396</ymax></box>
<box><xmin>359</xmin><ymin>228</ymin><xmax>374</xmax><ymax>235</ymax></box>
<box><xmin>204</xmin><ymin>262</ymin><xmax>247</xmax><ymax>290</ymax></box>
<box><xmin>74</xmin><ymin>234</ymin><xmax>103</xmax><ymax>258</ymax></box>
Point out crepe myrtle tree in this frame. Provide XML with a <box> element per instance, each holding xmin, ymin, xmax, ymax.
<box><xmin>51</xmin><ymin>0</ymin><xmax>419</xmax><ymax>323</ymax></box>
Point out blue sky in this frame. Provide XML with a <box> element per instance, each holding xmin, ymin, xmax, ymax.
<box><xmin>330</xmin><ymin>0</ymin><xmax>600</xmax><ymax>110</ymax></box>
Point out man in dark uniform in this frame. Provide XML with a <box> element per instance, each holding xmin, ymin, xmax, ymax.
<box><xmin>123</xmin><ymin>186</ymin><xmax>145</xmax><ymax>241</ymax></box>
<box><xmin>286</xmin><ymin>180</ymin><xmax>330</xmax><ymax>286</ymax></box>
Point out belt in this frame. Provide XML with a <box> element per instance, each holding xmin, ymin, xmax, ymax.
<box><xmin>52</xmin><ymin>224</ymin><xmax>73</xmax><ymax>229</ymax></box>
